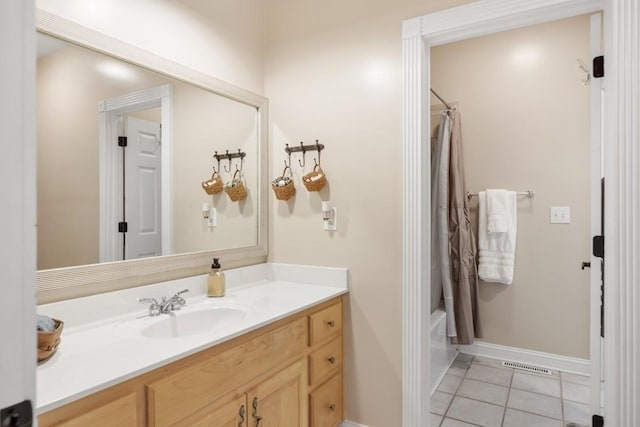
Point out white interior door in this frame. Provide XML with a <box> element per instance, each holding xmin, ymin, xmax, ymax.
<box><xmin>589</xmin><ymin>12</ymin><xmax>604</xmax><ymax>416</ymax></box>
<box><xmin>0</xmin><ymin>0</ymin><xmax>36</xmax><ymax>424</ymax></box>
<box><xmin>124</xmin><ymin>116</ymin><xmax>162</xmax><ymax>259</ymax></box>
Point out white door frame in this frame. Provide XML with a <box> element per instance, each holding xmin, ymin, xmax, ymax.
<box><xmin>402</xmin><ymin>0</ymin><xmax>640</xmax><ymax>426</ymax></box>
<box><xmin>0</xmin><ymin>0</ymin><xmax>36</xmax><ymax>417</ymax></box>
<box><xmin>588</xmin><ymin>12</ymin><xmax>604</xmax><ymax>415</ymax></box>
<box><xmin>98</xmin><ymin>84</ymin><xmax>172</xmax><ymax>262</ymax></box>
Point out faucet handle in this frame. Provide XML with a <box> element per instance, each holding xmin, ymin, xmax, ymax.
<box><xmin>138</xmin><ymin>297</ymin><xmax>161</xmax><ymax>316</ymax></box>
<box><xmin>172</xmin><ymin>289</ymin><xmax>189</xmax><ymax>309</ymax></box>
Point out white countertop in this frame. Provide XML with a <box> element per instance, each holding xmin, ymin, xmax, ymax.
<box><xmin>36</xmin><ymin>263</ymin><xmax>348</xmax><ymax>414</ymax></box>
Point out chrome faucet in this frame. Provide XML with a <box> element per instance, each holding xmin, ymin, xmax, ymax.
<box><xmin>138</xmin><ymin>289</ymin><xmax>189</xmax><ymax>316</ymax></box>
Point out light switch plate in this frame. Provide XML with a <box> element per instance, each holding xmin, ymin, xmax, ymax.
<box><xmin>550</xmin><ymin>206</ymin><xmax>570</xmax><ymax>224</ymax></box>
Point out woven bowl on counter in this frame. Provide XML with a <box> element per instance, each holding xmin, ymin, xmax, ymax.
<box><xmin>38</xmin><ymin>319</ymin><xmax>63</xmax><ymax>363</ymax></box>
<box><xmin>302</xmin><ymin>166</ymin><xmax>326</xmax><ymax>192</ymax></box>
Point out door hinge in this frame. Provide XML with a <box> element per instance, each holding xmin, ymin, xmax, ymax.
<box><xmin>593</xmin><ymin>235</ymin><xmax>604</xmax><ymax>258</ymax></box>
<box><xmin>593</xmin><ymin>55</ymin><xmax>604</xmax><ymax>78</ymax></box>
<box><xmin>1</xmin><ymin>400</ymin><xmax>33</xmax><ymax>427</ymax></box>
<box><xmin>118</xmin><ymin>136</ymin><xmax>128</xmax><ymax>147</ymax></box>
<box><xmin>593</xmin><ymin>414</ymin><xmax>604</xmax><ymax>427</ymax></box>
<box><xmin>118</xmin><ymin>222</ymin><xmax>128</xmax><ymax>233</ymax></box>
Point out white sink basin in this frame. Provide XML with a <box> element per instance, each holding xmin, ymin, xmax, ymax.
<box><xmin>115</xmin><ymin>304</ymin><xmax>250</xmax><ymax>339</ymax></box>
<box><xmin>141</xmin><ymin>307</ymin><xmax>247</xmax><ymax>338</ymax></box>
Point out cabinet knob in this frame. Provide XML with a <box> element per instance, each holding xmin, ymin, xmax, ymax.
<box><xmin>329</xmin><ymin>403</ymin><xmax>336</xmax><ymax>411</ymax></box>
<box><xmin>328</xmin><ymin>356</ymin><xmax>336</xmax><ymax>364</ymax></box>
<box><xmin>327</xmin><ymin>320</ymin><xmax>335</xmax><ymax>327</ymax></box>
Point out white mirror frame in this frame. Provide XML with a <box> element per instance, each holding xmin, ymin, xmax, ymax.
<box><xmin>36</xmin><ymin>9</ymin><xmax>268</xmax><ymax>304</ymax></box>
<box><xmin>401</xmin><ymin>0</ymin><xmax>640</xmax><ymax>426</ymax></box>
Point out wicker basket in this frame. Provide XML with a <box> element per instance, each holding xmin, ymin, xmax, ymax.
<box><xmin>302</xmin><ymin>165</ymin><xmax>327</xmax><ymax>192</ymax></box>
<box><xmin>201</xmin><ymin>172</ymin><xmax>223</xmax><ymax>195</ymax></box>
<box><xmin>272</xmin><ymin>177</ymin><xmax>295</xmax><ymax>201</ymax></box>
<box><xmin>225</xmin><ymin>171</ymin><xmax>247</xmax><ymax>202</ymax></box>
<box><xmin>38</xmin><ymin>319</ymin><xmax>63</xmax><ymax>363</ymax></box>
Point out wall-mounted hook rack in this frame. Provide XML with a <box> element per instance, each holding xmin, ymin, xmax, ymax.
<box><xmin>284</xmin><ymin>140</ymin><xmax>324</xmax><ymax>155</ymax></box>
<box><xmin>284</xmin><ymin>140</ymin><xmax>324</xmax><ymax>169</ymax></box>
<box><xmin>214</xmin><ymin>149</ymin><xmax>246</xmax><ymax>162</ymax></box>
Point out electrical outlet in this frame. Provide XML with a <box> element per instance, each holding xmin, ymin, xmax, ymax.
<box><xmin>550</xmin><ymin>206</ymin><xmax>571</xmax><ymax>224</ymax></box>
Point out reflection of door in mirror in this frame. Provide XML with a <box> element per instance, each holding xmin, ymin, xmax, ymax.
<box><xmin>123</xmin><ymin>115</ymin><xmax>162</xmax><ymax>261</ymax></box>
<box><xmin>97</xmin><ymin>85</ymin><xmax>170</xmax><ymax>265</ymax></box>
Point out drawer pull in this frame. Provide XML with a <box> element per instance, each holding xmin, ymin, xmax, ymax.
<box><xmin>329</xmin><ymin>403</ymin><xmax>336</xmax><ymax>411</ymax></box>
<box><xmin>328</xmin><ymin>356</ymin><xmax>336</xmax><ymax>364</ymax></box>
<box><xmin>252</xmin><ymin>397</ymin><xmax>262</xmax><ymax>427</ymax></box>
<box><xmin>327</xmin><ymin>320</ymin><xmax>335</xmax><ymax>327</ymax></box>
<box><xmin>238</xmin><ymin>404</ymin><xmax>246</xmax><ymax>427</ymax></box>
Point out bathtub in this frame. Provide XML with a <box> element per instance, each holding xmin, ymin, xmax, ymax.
<box><xmin>431</xmin><ymin>309</ymin><xmax>457</xmax><ymax>394</ymax></box>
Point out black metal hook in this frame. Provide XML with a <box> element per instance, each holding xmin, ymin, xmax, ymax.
<box><xmin>223</xmin><ymin>150</ymin><xmax>231</xmax><ymax>172</ymax></box>
<box><xmin>298</xmin><ymin>142</ymin><xmax>306</xmax><ymax>167</ymax></box>
<box><xmin>237</xmin><ymin>149</ymin><xmax>244</xmax><ymax>171</ymax></box>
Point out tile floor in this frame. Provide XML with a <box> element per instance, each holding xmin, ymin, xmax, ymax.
<box><xmin>431</xmin><ymin>353</ymin><xmax>592</xmax><ymax>427</ymax></box>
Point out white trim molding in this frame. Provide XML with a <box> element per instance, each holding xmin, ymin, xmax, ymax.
<box><xmin>457</xmin><ymin>342</ymin><xmax>591</xmax><ymax>376</ymax></box>
<box><xmin>402</xmin><ymin>1</ymin><xmax>606</xmax><ymax>426</ymax></box>
<box><xmin>603</xmin><ymin>1</ymin><xmax>640</xmax><ymax>426</ymax></box>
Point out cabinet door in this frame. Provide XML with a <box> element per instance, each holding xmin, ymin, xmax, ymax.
<box><xmin>247</xmin><ymin>360</ymin><xmax>305</xmax><ymax>427</ymax></box>
<box><xmin>174</xmin><ymin>394</ymin><xmax>247</xmax><ymax>427</ymax></box>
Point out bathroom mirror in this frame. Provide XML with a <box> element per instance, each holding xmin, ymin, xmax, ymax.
<box><xmin>35</xmin><ymin>11</ymin><xmax>268</xmax><ymax>303</ymax></box>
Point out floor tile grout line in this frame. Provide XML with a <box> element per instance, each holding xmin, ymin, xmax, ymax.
<box><xmin>500</xmin><ymin>366</ymin><xmax>514</xmax><ymax>426</ymax></box>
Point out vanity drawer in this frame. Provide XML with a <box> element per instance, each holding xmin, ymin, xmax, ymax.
<box><xmin>53</xmin><ymin>392</ymin><xmax>137</xmax><ymax>427</ymax></box>
<box><xmin>147</xmin><ymin>317</ymin><xmax>307</xmax><ymax>427</ymax></box>
<box><xmin>309</xmin><ymin>373</ymin><xmax>343</xmax><ymax>427</ymax></box>
<box><xmin>309</xmin><ymin>335</ymin><xmax>342</xmax><ymax>385</ymax></box>
<box><xmin>309</xmin><ymin>302</ymin><xmax>342</xmax><ymax>346</ymax></box>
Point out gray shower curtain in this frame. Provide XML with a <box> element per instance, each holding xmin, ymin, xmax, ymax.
<box><xmin>448</xmin><ymin>110</ymin><xmax>482</xmax><ymax>344</ymax></box>
<box><xmin>431</xmin><ymin>111</ymin><xmax>457</xmax><ymax>337</ymax></box>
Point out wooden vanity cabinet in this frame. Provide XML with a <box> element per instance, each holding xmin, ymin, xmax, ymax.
<box><xmin>38</xmin><ymin>296</ymin><xmax>344</xmax><ymax>427</ymax></box>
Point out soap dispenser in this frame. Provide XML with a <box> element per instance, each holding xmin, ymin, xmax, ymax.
<box><xmin>207</xmin><ymin>257</ymin><xmax>225</xmax><ymax>297</ymax></box>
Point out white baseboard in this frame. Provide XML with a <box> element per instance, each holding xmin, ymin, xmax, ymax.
<box><xmin>456</xmin><ymin>341</ymin><xmax>590</xmax><ymax>375</ymax></box>
<box><xmin>340</xmin><ymin>421</ymin><xmax>368</xmax><ymax>427</ymax></box>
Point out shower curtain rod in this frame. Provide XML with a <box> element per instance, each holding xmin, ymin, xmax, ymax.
<box><xmin>430</xmin><ymin>88</ymin><xmax>452</xmax><ymax>109</ymax></box>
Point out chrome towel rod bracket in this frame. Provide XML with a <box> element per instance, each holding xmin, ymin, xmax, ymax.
<box><xmin>466</xmin><ymin>190</ymin><xmax>535</xmax><ymax>200</ymax></box>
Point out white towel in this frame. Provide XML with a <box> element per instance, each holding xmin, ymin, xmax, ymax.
<box><xmin>486</xmin><ymin>189</ymin><xmax>508</xmax><ymax>233</ymax></box>
<box><xmin>478</xmin><ymin>191</ymin><xmax>517</xmax><ymax>284</ymax></box>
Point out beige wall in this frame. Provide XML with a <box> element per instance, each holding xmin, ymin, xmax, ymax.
<box><xmin>264</xmin><ymin>1</ymin><xmax>469</xmax><ymax>425</ymax></box>
<box><xmin>431</xmin><ymin>15</ymin><xmax>592</xmax><ymax>358</ymax></box>
<box><xmin>36</xmin><ymin>0</ymin><xmax>266</xmax><ymax>95</ymax></box>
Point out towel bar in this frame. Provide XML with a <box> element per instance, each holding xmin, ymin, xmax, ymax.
<box><xmin>466</xmin><ymin>190</ymin><xmax>535</xmax><ymax>200</ymax></box>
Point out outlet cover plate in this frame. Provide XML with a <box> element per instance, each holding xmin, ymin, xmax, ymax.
<box><xmin>550</xmin><ymin>206</ymin><xmax>570</xmax><ymax>224</ymax></box>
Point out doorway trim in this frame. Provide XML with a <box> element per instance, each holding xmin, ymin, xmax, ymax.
<box><xmin>98</xmin><ymin>84</ymin><xmax>172</xmax><ymax>262</ymax></box>
<box><xmin>401</xmin><ymin>0</ymin><xmax>623</xmax><ymax>425</ymax></box>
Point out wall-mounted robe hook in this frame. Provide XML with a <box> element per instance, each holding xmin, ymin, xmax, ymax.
<box><xmin>223</xmin><ymin>150</ymin><xmax>231</xmax><ymax>172</ymax></box>
<box><xmin>577</xmin><ymin>58</ymin><xmax>591</xmax><ymax>86</ymax></box>
<box><xmin>298</xmin><ymin>143</ymin><xmax>307</xmax><ymax>167</ymax></box>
